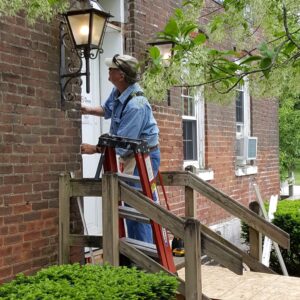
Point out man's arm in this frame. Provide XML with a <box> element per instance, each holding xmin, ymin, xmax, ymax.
<box><xmin>81</xmin><ymin>106</ymin><xmax>105</xmax><ymax>117</ymax></box>
<box><xmin>81</xmin><ymin>88</ymin><xmax>116</xmax><ymax>118</ymax></box>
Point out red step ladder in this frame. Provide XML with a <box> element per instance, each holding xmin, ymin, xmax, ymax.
<box><xmin>95</xmin><ymin>134</ymin><xmax>176</xmax><ymax>273</ymax></box>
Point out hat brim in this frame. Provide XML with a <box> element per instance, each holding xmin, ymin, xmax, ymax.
<box><xmin>105</xmin><ymin>58</ymin><xmax>118</xmax><ymax>69</ymax></box>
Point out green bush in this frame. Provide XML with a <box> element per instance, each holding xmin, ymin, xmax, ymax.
<box><xmin>270</xmin><ymin>200</ymin><xmax>300</xmax><ymax>276</ymax></box>
<box><xmin>0</xmin><ymin>264</ymin><xmax>179</xmax><ymax>299</ymax></box>
<box><xmin>241</xmin><ymin>199</ymin><xmax>300</xmax><ymax>276</ymax></box>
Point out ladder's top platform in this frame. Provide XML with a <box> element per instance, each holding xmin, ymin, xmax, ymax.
<box><xmin>97</xmin><ymin>134</ymin><xmax>149</xmax><ymax>153</ymax></box>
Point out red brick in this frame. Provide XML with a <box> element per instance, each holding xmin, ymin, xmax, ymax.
<box><xmin>23</xmin><ymin>231</ymin><xmax>41</xmax><ymax>241</ymax></box>
<box><xmin>12</xmin><ymin>262</ymin><xmax>32</xmax><ymax>275</ymax></box>
<box><xmin>23</xmin><ymin>211</ymin><xmax>41</xmax><ymax>222</ymax></box>
<box><xmin>13</xmin><ymin>184</ymin><xmax>32</xmax><ymax>194</ymax></box>
<box><xmin>13</xmin><ymin>204</ymin><xmax>32</xmax><ymax>214</ymax></box>
<box><xmin>0</xmin><ymin>266</ymin><xmax>12</xmax><ymax>279</ymax></box>
<box><xmin>0</xmin><ymin>247</ymin><xmax>12</xmax><ymax>257</ymax></box>
<box><xmin>0</xmin><ymin>185</ymin><xmax>13</xmax><ymax>195</ymax></box>
<box><xmin>0</xmin><ymin>207</ymin><xmax>12</xmax><ymax>217</ymax></box>
<box><xmin>4</xmin><ymin>214</ymin><xmax>23</xmax><ymax>225</ymax></box>
<box><xmin>4</xmin><ymin>234</ymin><xmax>22</xmax><ymax>245</ymax></box>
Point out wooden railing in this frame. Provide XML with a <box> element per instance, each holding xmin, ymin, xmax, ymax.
<box><xmin>59</xmin><ymin>171</ymin><xmax>289</xmax><ymax>300</ymax></box>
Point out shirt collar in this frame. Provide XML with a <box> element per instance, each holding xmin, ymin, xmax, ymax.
<box><xmin>116</xmin><ymin>83</ymin><xmax>141</xmax><ymax>104</ymax></box>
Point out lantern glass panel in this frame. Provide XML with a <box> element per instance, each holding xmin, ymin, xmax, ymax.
<box><xmin>157</xmin><ymin>43</ymin><xmax>172</xmax><ymax>60</ymax></box>
<box><xmin>68</xmin><ymin>13</ymin><xmax>90</xmax><ymax>46</ymax></box>
<box><xmin>91</xmin><ymin>13</ymin><xmax>106</xmax><ymax>47</ymax></box>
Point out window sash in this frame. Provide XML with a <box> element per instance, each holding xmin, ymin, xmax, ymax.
<box><xmin>183</xmin><ymin>119</ymin><xmax>197</xmax><ymax>161</ymax></box>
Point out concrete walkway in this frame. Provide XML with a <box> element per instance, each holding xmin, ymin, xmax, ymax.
<box><xmin>178</xmin><ymin>265</ymin><xmax>300</xmax><ymax>299</ymax></box>
<box><xmin>280</xmin><ymin>184</ymin><xmax>300</xmax><ymax>200</ymax></box>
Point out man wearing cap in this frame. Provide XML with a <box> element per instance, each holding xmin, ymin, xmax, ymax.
<box><xmin>81</xmin><ymin>54</ymin><xmax>160</xmax><ymax>244</ymax></box>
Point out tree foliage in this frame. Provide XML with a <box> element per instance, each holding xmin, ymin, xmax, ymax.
<box><xmin>142</xmin><ymin>0</ymin><xmax>300</xmax><ymax>103</ymax></box>
<box><xmin>0</xmin><ymin>0</ymin><xmax>69</xmax><ymax>23</ymax></box>
<box><xmin>279</xmin><ymin>95</ymin><xmax>300</xmax><ymax>178</ymax></box>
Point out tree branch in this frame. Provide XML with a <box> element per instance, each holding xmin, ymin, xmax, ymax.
<box><xmin>282</xmin><ymin>2</ymin><xmax>300</xmax><ymax>50</ymax></box>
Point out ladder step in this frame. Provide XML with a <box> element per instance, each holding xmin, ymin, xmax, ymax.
<box><xmin>119</xmin><ymin>206</ymin><xmax>150</xmax><ymax>223</ymax></box>
<box><xmin>121</xmin><ymin>238</ymin><xmax>186</xmax><ymax>270</ymax></box>
<box><xmin>118</xmin><ymin>173</ymin><xmax>140</xmax><ymax>184</ymax></box>
<box><xmin>121</xmin><ymin>237</ymin><xmax>158</xmax><ymax>258</ymax></box>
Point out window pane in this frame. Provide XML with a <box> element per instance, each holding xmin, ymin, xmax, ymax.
<box><xmin>236</xmin><ymin>90</ymin><xmax>244</xmax><ymax>123</ymax></box>
<box><xmin>183</xmin><ymin>120</ymin><xmax>197</xmax><ymax>160</ymax></box>
<box><xmin>182</xmin><ymin>88</ymin><xmax>195</xmax><ymax>116</ymax></box>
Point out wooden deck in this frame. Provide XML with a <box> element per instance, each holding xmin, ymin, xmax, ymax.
<box><xmin>178</xmin><ymin>265</ymin><xmax>300</xmax><ymax>300</ymax></box>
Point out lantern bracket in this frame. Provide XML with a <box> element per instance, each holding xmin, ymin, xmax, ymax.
<box><xmin>59</xmin><ymin>0</ymin><xmax>112</xmax><ymax>108</ymax></box>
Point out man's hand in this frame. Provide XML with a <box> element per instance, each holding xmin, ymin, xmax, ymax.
<box><xmin>81</xmin><ymin>143</ymin><xmax>97</xmax><ymax>154</ymax></box>
<box><xmin>81</xmin><ymin>106</ymin><xmax>92</xmax><ymax>115</ymax></box>
<box><xmin>80</xmin><ymin>144</ymin><xmax>103</xmax><ymax>154</ymax></box>
<box><xmin>81</xmin><ymin>105</ymin><xmax>104</xmax><ymax>116</ymax></box>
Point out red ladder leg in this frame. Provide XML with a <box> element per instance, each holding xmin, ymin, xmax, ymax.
<box><xmin>134</xmin><ymin>152</ymin><xmax>176</xmax><ymax>273</ymax></box>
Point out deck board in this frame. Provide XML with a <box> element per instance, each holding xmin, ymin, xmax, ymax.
<box><xmin>178</xmin><ymin>265</ymin><xmax>300</xmax><ymax>300</ymax></box>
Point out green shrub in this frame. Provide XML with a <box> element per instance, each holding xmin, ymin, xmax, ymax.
<box><xmin>270</xmin><ymin>200</ymin><xmax>300</xmax><ymax>276</ymax></box>
<box><xmin>0</xmin><ymin>264</ymin><xmax>178</xmax><ymax>299</ymax></box>
<box><xmin>241</xmin><ymin>199</ymin><xmax>300</xmax><ymax>276</ymax></box>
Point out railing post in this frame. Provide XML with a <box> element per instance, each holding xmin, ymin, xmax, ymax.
<box><xmin>185</xmin><ymin>185</ymin><xmax>196</xmax><ymax>218</ymax></box>
<box><xmin>184</xmin><ymin>218</ymin><xmax>202</xmax><ymax>300</ymax></box>
<box><xmin>59</xmin><ymin>173</ymin><xmax>71</xmax><ymax>264</ymax></box>
<box><xmin>102</xmin><ymin>173</ymin><xmax>119</xmax><ymax>266</ymax></box>
<box><xmin>249</xmin><ymin>201</ymin><xmax>262</xmax><ymax>262</ymax></box>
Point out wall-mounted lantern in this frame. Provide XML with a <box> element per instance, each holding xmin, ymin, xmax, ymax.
<box><xmin>147</xmin><ymin>40</ymin><xmax>174</xmax><ymax>105</ymax></box>
<box><xmin>147</xmin><ymin>40</ymin><xmax>174</xmax><ymax>66</ymax></box>
<box><xmin>60</xmin><ymin>0</ymin><xmax>112</xmax><ymax>106</ymax></box>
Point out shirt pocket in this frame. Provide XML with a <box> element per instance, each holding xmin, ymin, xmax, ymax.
<box><xmin>111</xmin><ymin>116</ymin><xmax>121</xmax><ymax>134</ymax></box>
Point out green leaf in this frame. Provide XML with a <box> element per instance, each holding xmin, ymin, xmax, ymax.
<box><xmin>239</xmin><ymin>55</ymin><xmax>262</xmax><ymax>65</ymax></box>
<box><xmin>193</xmin><ymin>33</ymin><xmax>206</xmax><ymax>45</ymax></box>
<box><xmin>149</xmin><ymin>46</ymin><xmax>160</xmax><ymax>60</ymax></box>
<box><xmin>260</xmin><ymin>57</ymin><xmax>272</xmax><ymax>78</ymax></box>
<box><xmin>209</xmin><ymin>16</ymin><xmax>223</xmax><ymax>33</ymax></box>
<box><xmin>260</xmin><ymin>57</ymin><xmax>272</xmax><ymax>69</ymax></box>
<box><xmin>163</xmin><ymin>18</ymin><xmax>179</xmax><ymax>37</ymax></box>
<box><xmin>283</xmin><ymin>41</ymin><xmax>297</xmax><ymax>56</ymax></box>
<box><xmin>174</xmin><ymin>8</ymin><xmax>184</xmax><ymax>18</ymax></box>
<box><xmin>208</xmin><ymin>49</ymin><xmax>220</xmax><ymax>56</ymax></box>
<box><xmin>220</xmin><ymin>50</ymin><xmax>239</xmax><ymax>56</ymax></box>
<box><xmin>182</xmin><ymin>24</ymin><xmax>198</xmax><ymax>38</ymax></box>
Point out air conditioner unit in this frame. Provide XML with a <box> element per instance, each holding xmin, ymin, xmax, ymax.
<box><xmin>236</xmin><ymin>136</ymin><xmax>257</xmax><ymax>160</ymax></box>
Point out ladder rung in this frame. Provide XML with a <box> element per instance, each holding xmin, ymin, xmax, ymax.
<box><xmin>118</xmin><ymin>173</ymin><xmax>140</xmax><ymax>184</ymax></box>
<box><xmin>119</xmin><ymin>206</ymin><xmax>150</xmax><ymax>223</ymax></box>
<box><xmin>121</xmin><ymin>237</ymin><xmax>158</xmax><ymax>258</ymax></box>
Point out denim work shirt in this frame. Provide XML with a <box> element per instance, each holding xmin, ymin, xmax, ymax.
<box><xmin>103</xmin><ymin>83</ymin><xmax>159</xmax><ymax>157</ymax></box>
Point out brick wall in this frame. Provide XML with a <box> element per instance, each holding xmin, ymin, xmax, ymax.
<box><xmin>0</xmin><ymin>15</ymin><xmax>82</xmax><ymax>282</ymax></box>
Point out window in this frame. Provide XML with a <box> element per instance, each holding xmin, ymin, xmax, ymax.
<box><xmin>182</xmin><ymin>88</ymin><xmax>197</xmax><ymax>160</ymax></box>
<box><xmin>235</xmin><ymin>81</ymin><xmax>258</xmax><ymax>175</ymax></box>
<box><xmin>236</xmin><ymin>84</ymin><xmax>247</xmax><ymax>139</ymax></box>
<box><xmin>182</xmin><ymin>87</ymin><xmax>206</xmax><ymax>169</ymax></box>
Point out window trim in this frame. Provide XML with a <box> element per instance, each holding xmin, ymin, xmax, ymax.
<box><xmin>182</xmin><ymin>87</ymin><xmax>213</xmax><ymax>180</ymax></box>
<box><xmin>182</xmin><ymin>87</ymin><xmax>205</xmax><ymax>167</ymax></box>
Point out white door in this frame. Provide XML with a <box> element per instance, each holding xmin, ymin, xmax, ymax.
<box><xmin>81</xmin><ymin>0</ymin><xmax>124</xmax><ymax>237</ymax></box>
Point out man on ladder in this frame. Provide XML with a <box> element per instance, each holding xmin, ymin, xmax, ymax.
<box><xmin>81</xmin><ymin>54</ymin><xmax>160</xmax><ymax>244</ymax></box>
